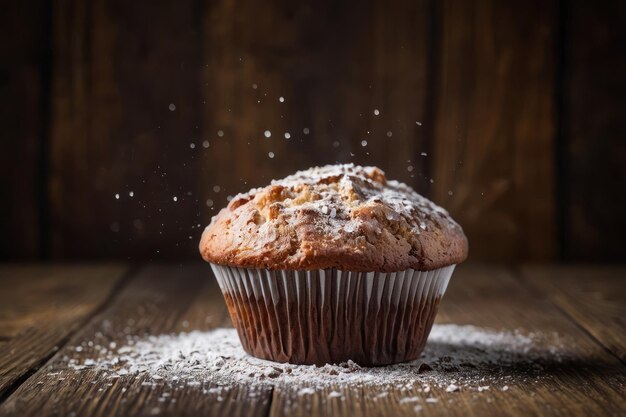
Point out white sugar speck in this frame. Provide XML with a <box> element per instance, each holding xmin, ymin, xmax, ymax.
<box><xmin>321</xmin><ymin>205</ymin><xmax>329</xmax><ymax>215</ymax></box>
<box><xmin>284</xmin><ymin>132</ymin><xmax>291</xmax><ymax>139</ymax></box>
<box><xmin>502</xmin><ymin>386</ymin><xmax>509</xmax><ymax>391</ymax></box>
<box><xmin>252</xmin><ymin>83</ymin><xmax>258</xmax><ymax>89</ymax></box>
<box><xmin>115</xmin><ymin>193</ymin><xmax>120</xmax><ymax>200</ymax></box>
<box><xmin>416</xmin><ymin>121</ymin><xmax>422</xmax><ymax>126</ymax></box>
<box><xmin>374</xmin><ymin>109</ymin><xmax>380</xmax><ymax>116</ymax></box>
<box><xmin>206</xmin><ymin>199</ymin><xmax>214</xmax><ymax>207</ymax></box>
<box><xmin>478</xmin><ymin>386</ymin><xmax>490</xmax><ymax>392</ymax></box>
<box><xmin>399</xmin><ymin>396</ymin><xmax>420</xmax><ymax>404</ymax></box>
<box><xmin>203</xmin><ymin>140</ymin><xmax>210</xmax><ymax>148</ymax></box>
<box><xmin>446</xmin><ymin>383</ymin><xmax>459</xmax><ymax>392</ymax></box>
<box><xmin>303</xmin><ymin>128</ymin><xmax>310</xmax><ymax>135</ymax></box>
<box><xmin>448</xmin><ymin>190</ymin><xmax>453</xmax><ymax>196</ymax></box>
<box><xmin>421</xmin><ymin>152</ymin><xmax>428</xmax><ymax>156</ymax></box>
<box><xmin>279</xmin><ymin>96</ymin><xmax>285</xmax><ymax>103</ymax></box>
<box><xmin>213</xmin><ymin>185</ymin><xmax>221</xmax><ymax>193</ymax></box>
<box><xmin>361</xmin><ymin>140</ymin><xmax>368</xmax><ymax>147</ymax></box>
<box><xmin>217</xmin><ymin>130</ymin><xmax>224</xmax><ymax>137</ymax></box>
<box><xmin>332</xmin><ymin>141</ymin><xmax>340</xmax><ymax>148</ymax></box>
<box><xmin>168</xmin><ymin>103</ymin><xmax>176</xmax><ymax>111</ymax></box>
<box><xmin>173</xmin><ymin>196</ymin><xmax>178</xmax><ymax>202</ymax></box>
<box><xmin>189</xmin><ymin>143</ymin><xmax>195</xmax><ymax>149</ymax></box>
<box><xmin>264</xmin><ymin>130</ymin><xmax>271</xmax><ymax>138</ymax></box>
<box><xmin>426</xmin><ymin>398</ymin><xmax>438</xmax><ymax>404</ymax></box>
<box><xmin>298</xmin><ymin>388</ymin><xmax>315</xmax><ymax>396</ymax></box>
<box><xmin>407</xmin><ymin>166</ymin><xmax>413</xmax><ymax>172</ymax></box>
<box><xmin>386</xmin><ymin>131</ymin><xmax>393</xmax><ymax>137</ymax></box>
<box><xmin>268</xmin><ymin>152</ymin><xmax>275</xmax><ymax>159</ymax></box>
<box><xmin>129</xmin><ymin>191</ymin><xmax>134</xmax><ymax>197</ymax></box>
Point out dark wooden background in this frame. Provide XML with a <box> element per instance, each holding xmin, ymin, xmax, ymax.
<box><xmin>1</xmin><ymin>0</ymin><xmax>624</xmax><ymax>263</ymax></box>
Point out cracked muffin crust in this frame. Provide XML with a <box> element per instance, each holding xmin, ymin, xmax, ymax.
<box><xmin>199</xmin><ymin>164</ymin><xmax>468</xmax><ymax>272</ymax></box>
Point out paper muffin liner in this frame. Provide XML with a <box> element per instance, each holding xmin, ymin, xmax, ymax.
<box><xmin>210</xmin><ymin>264</ymin><xmax>455</xmax><ymax>366</ymax></box>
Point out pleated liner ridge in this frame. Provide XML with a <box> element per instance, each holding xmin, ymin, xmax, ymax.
<box><xmin>210</xmin><ymin>264</ymin><xmax>455</xmax><ymax>366</ymax></box>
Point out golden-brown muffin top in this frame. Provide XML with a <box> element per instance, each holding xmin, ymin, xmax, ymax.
<box><xmin>200</xmin><ymin>164</ymin><xmax>468</xmax><ymax>272</ymax></box>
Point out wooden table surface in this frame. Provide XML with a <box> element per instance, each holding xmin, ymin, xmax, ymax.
<box><xmin>0</xmin><ymin>264</ymin><xmax>623</xmax><ymax>417</ymax></box>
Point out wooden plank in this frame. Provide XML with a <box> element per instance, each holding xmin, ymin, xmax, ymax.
<box><xmin>49</xmin><ymin>0</ymin><xmax>204</xmax><ymax>259</ymax></box>
<box><xmin>199</xmin><ymin>0</ymin><xmax>433</xmax><ymax>220</ymax></box>
<box><xmin>0</xmin><ymin>265</ymin><xmax>126</xmax><ymax>399</ymax></box>
<box><xmin>0</xmin><ymin>265</ymin><xmax>271</xmax><ymax>417</ymax></box>
<box><xmin>564</xmin><ymin>1</ymin><xmax>626</xmax><ymax>261</ymax></box>
<box><xmin>269</xmin><ymin>265</ymin><xmax>624</xmax><ymax>416</ymax></box>
<box><xmin>431</xmin><ymin>0</ymin><xmax>557</xmax><ymax>261</ymax></box>
<box><xmin>521</xmin><ymin>265</ymin><xmax>626</xmax><ymax>362</ymax></box>
<box><xmin>0</xmin><ymin>0</ymin><xmax>48</xmax><ymax>260</ymax></box>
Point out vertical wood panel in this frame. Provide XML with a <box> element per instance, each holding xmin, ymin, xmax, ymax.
<box><xmin>432</xmin><ymin>0</ymin><xmax>557</xmax><ymax>261</ymax></box>
<box><xmin>50</xmin><ymin>0</ymin><xmax>205</xmax><ymax>259</ymax></box>
<box><xmin>565</xmin><ymin>1</ymin><xmax>626</xmax><ymax>261</ymax></box>
<box><xmin>0</xmin><ymin>1</ymin><xmax>47</xmax><ymax>260</ymax></box>
<box><xmin>199</xmin><ymin>0</ymin><xmax>433</xmax><ymax>215</ymax></box>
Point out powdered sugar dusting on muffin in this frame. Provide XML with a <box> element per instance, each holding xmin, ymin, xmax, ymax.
<box><xmin>200</xmin><ymin>164</ymin><xmax>467</xmax><ymax>271</ymax></box>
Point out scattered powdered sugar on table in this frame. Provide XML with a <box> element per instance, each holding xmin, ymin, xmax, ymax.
<box><xmin>65</xmin><ymin>324</ymin><xmax>565</xmax><ymax>395</ymax></box>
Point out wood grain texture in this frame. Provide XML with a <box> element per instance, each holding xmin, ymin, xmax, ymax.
<box><xmin>564</xmin><ymin>1</ymin><xmax>626</xmax><ymax>261</ymax></box>
<box><xmin>49</xmin><ymin>0</ymin><xmax>205</xmax><ymax>260</ymax></box>
<box><xmin>0</xmin><ymin>0</ymin><xmax>47</xmax><ymax>260</ymax></box>
<box><xmin>0</xmin><ymin>265</ymin><xmax>272</xmax><ymax>417</ymax></box>
<box><xmin>199</xmin><ymin>0</ymin><xmax>433</xmax><ymax>214</ymax></box>
<box><xmin>269</xmin><ymin>265</ymin><xmax>625</xmax><ymax>417</ymax></box>
<box><xmin>521</xmin><ymin>265</ymin><xmax>626</xmax><ymax>363</ymax></box>
<box><xmin>0</xmin><ymin>265</ymin><xmax>126</xmax><ymax>399</ymax></box>
<box><xmin>431</xmin><ymin>0</ymin><xmax>557</xmax><ymax>262</ymax></box>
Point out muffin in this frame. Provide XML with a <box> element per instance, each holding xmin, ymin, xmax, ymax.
<box><xmin>199</xmin><ymin>164</ymin><xmax>467</xmax><ymax>366</ymax></box>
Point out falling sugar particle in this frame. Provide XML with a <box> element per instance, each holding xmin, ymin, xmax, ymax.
<box><xmin>448</xmin><ymin>190</ymin><xmax>453</xmax><ymax>196</ymax></box>
<box><xmin>268</xmin><ymin>152</ymin><xmax>275</xmax><ymax>159</ymax></box>
<box><xmin>421</xmin><ymin>152</ymin><xmax>428</xmax><ymax>156</ymax></box>
<box><xmin>361</xmin><ymin>140</ymin><xmax>368</xmax><ymax>147</ymax></box>
<box><xmin>374</xmin><ymin>109</ymin><xmax>380</xmax><ymax>116</ymax></box>
<box><xmin>252</xmin><ymin>83</ymin><xmax>258</xmax><ymax>89</ymax></box>
<box><xmin>173</xmin><ymin>196</ymin><xmax>178</xmax><ymax>202</ymax></box>
<box><xmin>168</xmin><ymin>103</ymin><xmax>176</xmax><ymax>111</ymax></box>
<box><xmin>202</xmin><ymin>140</ymin><xmax>210</xmax><ymax>148</ymax></box>
<box><xmin>416</xmin><ymin>121</ymin><xmax>422</xmax><ymax>126</ymax></box>
<box><xmin>429</xmin><ymin>178</ymin><xmax>435</xmax><ymax>184</ymax></box>
<box><xmin>264</xmin><ymin>130</ymin><xmax>271</xmax><ymax>138</ymax></box>
<box><xmin>407</xmin><ymin>166</ymin><xmax>413</xmax><ymax>172</ymax></box>
<box><xmin>217</xmin><ymin>130</ymin><xmax>224</xmax><ymax>137</ymax></box>
<box><xmin>386</xmin><ymin>131</ymin><xmax>393</xmax><ymax>137</ymax></box>
<box><xmin>303</xmin><ymin>128</ymin><xmax>310</xmax><ymax>135</ymax></box>
<box><xmin>284</xmin><ymin>132</ymin><xmax>291</xmax><ymax>139</ymax></box>
<box><xmin>206</xmin><ymin>199</ymin><xmax>214</xmax><ymax>207</ymax></box>
<box><xmin>279</xmin><ymin>97</ymin><xmax>285</xmax><ymax>103</ymax></box>
<box><xmin>129</xmin><ymin>191</ymin><xmax>134</xmax><ymax>197</ymax></box>
<box><xmin>115</xmin><ymin>193</ymin><xmax>120</xmax><ymax>200</ymax></box>
<box><xmin>332</xmin><ymin>141</ymin><xmax>340</xmax><ymax>148</ymax></box>
<box><xmin>190</xmin><ymin>143</ymin><xmax>195</xmax><ymax>149</ymax></box>
<box><xmin>213</xmin><ymin>185</ymin><xmax>221</xmax><ymax>193</ymax></box>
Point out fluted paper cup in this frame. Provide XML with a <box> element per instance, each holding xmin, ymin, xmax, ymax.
<box><xmin>210</xmin><ymin>264</ymin><xmax>454</xmax><ymax>366</ymax></box>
